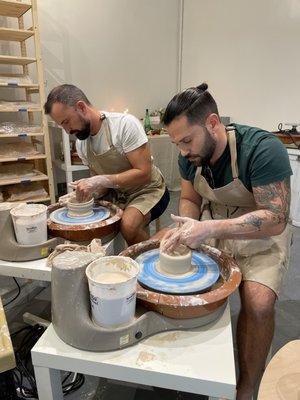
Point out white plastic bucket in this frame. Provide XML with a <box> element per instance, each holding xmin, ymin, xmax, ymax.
<box><xmin>10</xmin><ymin>203</ymin><xmax>48</xmax><ymax>245</ymax></box>
<box><xmin>85</xmin><ymin>256</ymin><xmax>140</xmax><ymax>328</ymax></box>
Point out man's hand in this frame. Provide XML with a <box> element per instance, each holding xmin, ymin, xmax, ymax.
<box><xmin>58</xmin><ymin>191</ymin><xmax>75</xmax><ymax>206</ymax></box>
<box><xmin>70</xmin><ymin>176</ymin><xmax>113</xmax><ymax>202</ymax></box>
<box><xmin>161</xmin><ymin>214</ymin><xmax>216</xmax><ymax>252</ymax></box>
<box><xmin>162</xmin><ymin>177</ymin><xmax>291</xmax><ymax>251</ymax></box>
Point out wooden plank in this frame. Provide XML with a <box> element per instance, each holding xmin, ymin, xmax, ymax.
<box><xmin>0</xmin><ymin>54</ymin><xmax>36</xmax><ymax>65</ymax></box>
<box><xmin>0</xmin><ymin>297</ymin><xmax>16</xmax><ymax>373</ymax></box>
<box><xmin>0</xmin><ymin>154</ymin><xmax>46</xmax><ymax>162</ymax></box>
<box><xmin>32</xmin><ymin>0</ymin><xmax>55</xmax><ymax>204</ymax></box>
<box><xmin>0</xmin><ymin>0</ymin><xmax>31</xmax><ymax>18</ymax></box>
<box><xmin>27</xmin><ymin>196</ymin><xmax>50</xmax><ymax>203</ymax></box>
<box><xmin>4</xmin><ymin>196</ymin><xmax>51</xmax><ymax>203</ymax></box>
<box><xmin>0</xmin><ymin>82</ymin><xmax>38</xmax><ymax>89</ymax></box>
<box><xmin>0</xmin><ymin>107</ymin><xmax>41</xmax><ymax>112</ymax></box>
<box><xmin>0</xmin><ymin>132</ymin><xmax>43</xmax><ymax>138</ymax></box>
<box><xmin>0</xmin><ymin>27</ymin><xmax>33</xmax><ymax>41</ymax></box>
<box><xmin>0</xmin><ymin>101</ymin><xmax>41</xmax><ymax>112</ymax></box>
<box><xmin>0</xmin><ymin>172</ymin><xmax>48</xmax><ymax>186</ymax></box>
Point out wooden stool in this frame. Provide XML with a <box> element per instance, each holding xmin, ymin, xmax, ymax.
<box><xmin>258</xmin><ymin>340</ymin><xmax>300</xmax><ymax>399</ymax></box>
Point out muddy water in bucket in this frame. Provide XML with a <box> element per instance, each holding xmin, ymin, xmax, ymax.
<box><xmin>85</xmin><ymin>256</ymin><xmax>140</xmax><ymax>328</ymax></box>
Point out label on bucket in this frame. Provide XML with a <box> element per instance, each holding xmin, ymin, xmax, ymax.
<box><xmin>90</xmin><ymin>292</ymin><xmax>136</xmax><ymax>327</ymax></box>
<box><xmin>13</xmin><ymin>221</ymin><xmax>47</xmax><ymax>245</ymax></box>
<box><xmin>26</xmin><ymin>226</ymin><xmax>37</xmax><ymax>233</ymax></box>
<box><xmin>11</xmin><ymin>203</ymin><xmax>48</xmax><ymax>245</ymax></box>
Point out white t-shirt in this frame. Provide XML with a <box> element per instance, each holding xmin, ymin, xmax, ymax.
<box><xmin>76</xmin><ymin>112</ymin><xmax>148</xmax><ymax>166</ymax></box>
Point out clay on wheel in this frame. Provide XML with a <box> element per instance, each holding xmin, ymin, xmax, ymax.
<box><xmin>67</xmin><ymin>197</ymin><xmax>94</xmax><ymax>218</ymax></box>
<box><xmin>159</xmin><ymin>244</ymin><xmax>192</xmax><ymax>275</ymax></box>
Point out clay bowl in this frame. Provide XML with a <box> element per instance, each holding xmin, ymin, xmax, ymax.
<box><xmin>119</xmin><ymin>239</ymin><xmax>242</xmax><ymax>319</ymax></box>
<box><xmin>159</xmin><ymin>244</ymin><xmax>192</xmax><ymax>275</ymax></box>
<box><xmin>67</xmin><ymin>197</ymin><xmax>94</xmax><ymax>218</ymax></box>
<box><xmin>47</xmin><ymin>200</ymin><xmax>123</xmax><ymax>242</ymax></box>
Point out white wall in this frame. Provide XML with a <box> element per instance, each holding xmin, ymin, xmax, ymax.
<box><xmin>37</xmin><ymin>0</ymin><xmax>300</xmax><ymax>129</ymax></box>
<box><xmin>181</xmin><ymin>0</ymin><xmax>300</xmax><ymax>130</ymax></box>
<box><xmin>37</xmin><ymin>0</ymin><xmax>180</xmax><ymax>118</ymax></box>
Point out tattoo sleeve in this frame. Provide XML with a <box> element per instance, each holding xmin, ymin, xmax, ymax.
<box><xmin>235</xmin><ymin>176</ymin><xmax>291</xmax><ymax>235</ymax></box>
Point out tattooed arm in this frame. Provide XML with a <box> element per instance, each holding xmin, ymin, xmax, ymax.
<box><xmin>230</xmin><ymin>176</ymin><xmax>290</xmax><ymax>237</ymax></box>
<box><xmin>213</xmin><ymin>176</ymin><xmax>291</xmax><ymax>239</ymax></box>
<box><xmin>162</xmin><ymin>177</ymin><xmax>291</xmax><ymax>251</ymax></box>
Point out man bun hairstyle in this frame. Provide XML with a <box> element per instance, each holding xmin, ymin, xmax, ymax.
<box><xmin>162</xmin><ymin>82</ymin><xmax>219</xmax><ymax>126</ymax></box>
<box><xmin>196</xmin><ymin>83</ymin><xmax>208</xmax><ymax>92</ymax></box>
<box><xmin>44</xmin><ymin>84</ymin><xmax>91</xmax><ymax>114</ymax></box>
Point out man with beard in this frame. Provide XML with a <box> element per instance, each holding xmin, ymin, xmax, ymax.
<box><xmin>44</xmin><ymin>84</ymin><xmax>169</xmax><ymax>245</ymax></box>
<box><xmin>160</xmin><ymin>83</ymin><xmax>292</xmax><ymax>400</ymax></box>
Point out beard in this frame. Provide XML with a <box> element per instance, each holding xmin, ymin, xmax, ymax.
<box><xmin>70</xmin><ymin>120</ymin><xmax>91</xmax><ymax>140</ymax></box>
<box><xmin>186</xmin><ymin>127</ymin><xmax>216</xmax><ymax>167</ymax></box>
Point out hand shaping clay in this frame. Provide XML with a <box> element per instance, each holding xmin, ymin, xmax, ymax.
<box><xmin>159</xmin><ymin>244</ymin><xmax>192</xmax><ymax>275</ymax></box>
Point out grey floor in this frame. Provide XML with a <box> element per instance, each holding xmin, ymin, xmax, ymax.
<box><xmin>3</xmin><ymin>191</ymin><xmax>300</xmax><ymax>399</ymax></box>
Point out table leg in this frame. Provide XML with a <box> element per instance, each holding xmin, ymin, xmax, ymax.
<box><xmin>33</xmin><ymin>366</ymin><xmax>63</xmax><ymax>400</ymax></box>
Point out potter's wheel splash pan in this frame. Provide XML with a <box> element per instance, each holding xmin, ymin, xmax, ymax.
<box><xmin>119</xmin><ymin>239</ymin><xmax>241</xmax><ymax>319</ymax></box>
<box><xmin>48</xmin><ymin>200</ymin><xmax>123</xmax><ymax>242</ymax></box>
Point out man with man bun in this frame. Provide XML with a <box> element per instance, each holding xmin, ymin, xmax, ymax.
<box><xmin>161</xmin><ymin>83</ymin><xmax>292</xmax><ymax>400</ymax></box>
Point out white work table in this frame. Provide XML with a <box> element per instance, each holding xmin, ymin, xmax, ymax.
<box><xmin>0</xmin><ymin>232</ymin><xmax>125</xmax><ymax>282</ymax></box>
<box><xmin>31</xmin><ymin>303</ymin><xmax>236</xmax><ymax>400</ymax></box>
<box><xmin>0</xmin><ymin>258</ymin><xmax>50</xmax><ymax>281</ymax></box>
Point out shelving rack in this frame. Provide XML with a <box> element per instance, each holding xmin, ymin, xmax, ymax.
<box><xmin>0</xmin><ymin>0</ymin><xmax>55</xmax><ymax>203</ymax></box>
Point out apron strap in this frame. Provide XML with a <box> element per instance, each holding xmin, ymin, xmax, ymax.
<box><xmin>87</xmin><ymin>112</ymin><xmax>113</xmax><ymax>155</ymax></box>
<box><xmin>227</xmin><ymin>129</ymin><xmax>239</xmax><ymax>179</ymax></box>
<box><xmin>194</xmin><ymin>166</ymin><xmax>202</xmax><ymax>186</ymax></box>
<box><xmin>102</xmin><ymin>117</ymin><xmax>114</xmax><ymax>149</ymax></box>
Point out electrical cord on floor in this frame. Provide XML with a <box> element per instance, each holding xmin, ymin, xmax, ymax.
<box><xmin>3</xmin><ymin>277</ymin><xmax>21</xmax><ymax>307</ymax></box>
<box><xmin>11</xmin><ymin>324</ymin><xmax>85</xmax><ymax>399</ymax></box>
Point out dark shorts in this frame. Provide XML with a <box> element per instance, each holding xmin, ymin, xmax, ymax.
<box><xmin>149</xmin><ymin>187</ymin><xmax>170</xmax><ymax>223</ymax></box>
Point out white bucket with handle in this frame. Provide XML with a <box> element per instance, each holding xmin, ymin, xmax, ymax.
<box><xmin>10</xmin><ymin>203</ymin><xmax>48</xmax><ymax>245</ymax></box>
<box><xmin>85</xmin><ymin>256</ymin><xmax>140</xmax><ymax>328</ymax></box>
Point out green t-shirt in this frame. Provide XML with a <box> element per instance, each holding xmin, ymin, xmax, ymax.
<box><xmin>178</xmin><ymin>123</ymin><xmax>292</xmax><ymax>191</ymax></box>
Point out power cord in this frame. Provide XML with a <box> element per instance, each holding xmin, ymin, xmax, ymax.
<box><xmin>3</xmin><ymin>277</ymin><xmax>21</xmax><ymax>307</ymax></box>
<box><xmin>11</xmin><ymin>324</ymin><xmax>85</xmax><ymax>399</ymax></box>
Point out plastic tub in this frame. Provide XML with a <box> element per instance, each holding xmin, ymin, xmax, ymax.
<box><xmin>85</xmin><ymin>256</ymin><xmax>140</xmax><ymax>328</ymax></box>
<box><xmin>10</xmin><ymin>203</ymin><xmax>48</xmax><ymax>245</ymax></box>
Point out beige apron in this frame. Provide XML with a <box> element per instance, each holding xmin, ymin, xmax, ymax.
<box><xmin>86</xmin><ymin>114</ymin><xmax>166</xmax><ymax>215</ymax></box>
<box><xmin>193</xmin><ymin>128</ymin><xmax>292</xmax><ymax>295</ymax></box>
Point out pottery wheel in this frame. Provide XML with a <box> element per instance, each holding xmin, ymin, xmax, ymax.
<box><xmin>50</xmin><ymin>206</ymin><xmax>110</xmax><ymax>226</ymax></box>
<box><xmin>120</xmin><ymin>239</ymin><xmax>241</xmax><ymax>319</ymax></box>
<box><xmin>135</xmin><ymin>248</ymin><xmax>220</xmax><ymax>294</ymax></box>
<box><xmin>47</xmin><ymin>200</ymin><xmax>123</xmax><ymax>242</ymax></box>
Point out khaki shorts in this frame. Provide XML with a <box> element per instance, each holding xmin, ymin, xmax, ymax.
<box><xmin>215</xmin><ymin>224</ymin><xmax>293</xmax><ymax>296</ymax></box>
